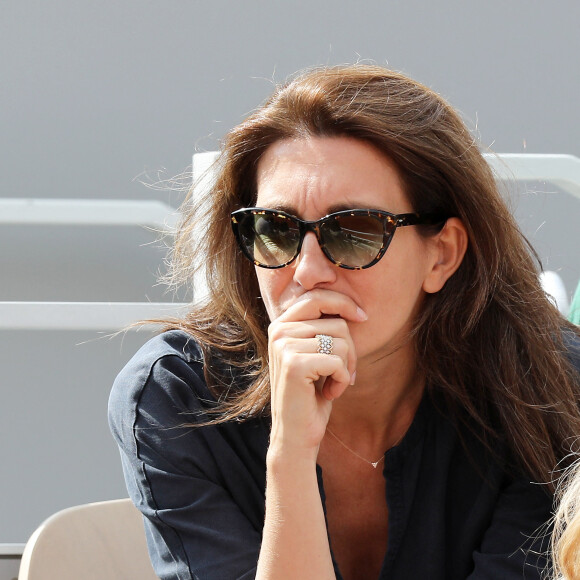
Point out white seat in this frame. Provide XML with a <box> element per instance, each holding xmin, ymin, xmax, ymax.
<box><xmin>18</xmin><ymin>498</ymin><xmax>158</xmax><ymax>580</ymax></box>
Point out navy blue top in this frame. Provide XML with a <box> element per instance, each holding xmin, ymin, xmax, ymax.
<box><xmin>109</xmin><ymin>329</ymin><xmax>560</xmax><ymax>580</ymax></box>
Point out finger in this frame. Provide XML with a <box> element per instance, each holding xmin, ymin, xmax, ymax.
<box><xmin>270</xmin><ymin>315</ymin><xmax>357</xmax><ymax>372</ymax></box>
<box><xmin>321</xmin><ymin>375</ymin><xmax>351</xmax><ymax>401</ymax></box>
<box><xmin>308</xmin><ymin>355</ymin><xmax>351</xmax><ymax>401</ymax></box>
<box><xmin>269</xmin><ymin>328</ymin><xmax>355</xmax><ymax>382</ymax></box>
<box><xmin>269</xmin><ymin>318</ymin><xmax>352</xmax><ymax>340</ymax></box>
<box><xmin>312</xmin><ymin>328</ymin><xmax>356</xmax><ymax>382</ymax></box>
<box><xmin>279</xmin><ymin>289</ymin><xmax>367</xmax><ymax>324</ymax></box>
<box><xmin>292</xmin><ymin>341</ymin><xmax>352</xmax><ymax>401</ymax></box>
<box><xmin>270</xmin><ymin>350</ymin><xmax>350</xmax><ymax>401</ymax></box>
<box><xmin>269</xmin><ymin>333</ymin><xmax>349</xmax><ymax>367</ymax></box>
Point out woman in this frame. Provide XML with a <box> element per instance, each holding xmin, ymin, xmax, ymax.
<box><xmin>552</xmin><ymin>461</ymin><xmax>580</xmax><ymax>579</ymax></box>
<box><xmin>109</xmin><ymin>64</ymin><xmax>580</xmax><ymax>579</ymax></box>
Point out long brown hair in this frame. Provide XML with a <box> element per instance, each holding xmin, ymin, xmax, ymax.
<box><xmin>162</xmin><ymin>64</ymin><xmax>580</xmax><ymax>487</ymax></box>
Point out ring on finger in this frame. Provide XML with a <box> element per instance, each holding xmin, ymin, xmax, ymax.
<box><xmin>316</xmin><ymin>334</ymin><xmax>334</xmax><ymax>355</ymax></box>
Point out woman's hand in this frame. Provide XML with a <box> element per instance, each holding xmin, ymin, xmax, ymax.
<box><xmin>257</xmin><ymin>289</ymin><xmax>367</xmax><ymax>579</ymax></box>
<box><xmin>267</xmin><ymin>289</ymin><xmax>367</xmax><ymax>461</ymax></box>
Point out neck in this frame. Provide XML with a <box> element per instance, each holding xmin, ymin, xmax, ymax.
<box><xmin>328</xmin><ymin>341</ymin><xmax>425</xmax><ymax>450</ymax></box>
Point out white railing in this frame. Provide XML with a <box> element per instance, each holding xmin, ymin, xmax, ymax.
<box><xmin>0</xmin><ymin>198</ymin><xmax>185</xmax><ymax>330</ymax></box>
<box><xmin>485</xmin><ymin>153</ymin><xmax>580</xmax><ymax>200</ymax></box>
<box><xmin>0</xmin><ymin>198</ymin><xmax>179</xmax><ymax>228</ymax></box>
<box><xmin>0</xmin><ymin>302</ymin><xmax>189</xmax><ymax>330</ymax></box>
<box><xmin>0</xmin><ymin>543</ymin><xmax>24</xmax><ymax>556</ymax></box>
<box><xmin>1</xmin><ymin>153</ymin><xmax>578</xmax><ymax>330</ymax></box>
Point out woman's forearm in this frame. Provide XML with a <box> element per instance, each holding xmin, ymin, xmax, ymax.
<box><xmin>255</xmin><ymin>291</ymin><xmax>362</xmax><ymax>579</ymax></box>
<box><xmin>256</xmin><ymin>447</ymin><xmax>335</xmax><ymax>579</ymax></box>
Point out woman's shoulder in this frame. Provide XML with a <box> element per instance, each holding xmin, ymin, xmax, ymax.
<box><xmin>121</xmin><ymin>328</ymin><xmax>204</xmax><ymax>374</ymax></box>
<box><xmin>115</xmin><ymin>328</ymin><xmax>205</xmax><ymax>385</ymax></box>
<box><xmin>108</xmin><ymin>329</ymin><xmax>212</xmax><ymax>426</ymax></box>
<box><xmin>108</xmin><ymin>328</ymin><xmax>269</xmax><ymax>480</ymax></box>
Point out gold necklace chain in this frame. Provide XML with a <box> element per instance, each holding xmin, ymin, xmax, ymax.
<box><xmin>325</xmin><ymin>427</ymin><xmax>389</xmax><ymax>469</ymax></box>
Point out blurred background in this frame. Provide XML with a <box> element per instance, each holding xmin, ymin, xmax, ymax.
<box><xmin>2</xmin><ymin>0</ymin><xmax>580</xmax><ymax>574</ymax></box>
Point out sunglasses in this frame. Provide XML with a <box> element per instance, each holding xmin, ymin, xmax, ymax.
<box><xmin>231</xmin><ymin>207</ymin><xmax>445</xmax><ymax>270</ymax></box>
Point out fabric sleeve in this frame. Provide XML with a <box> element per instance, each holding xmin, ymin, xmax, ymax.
<box><xmin>108</xmin><ymin>342</ymin><xmax>266</xmax><ymax>580</ymax></box>
<box><xmin>467</xmin><ymin>474</ymin><xmax>552</xmax><ymax>579</ymax></box>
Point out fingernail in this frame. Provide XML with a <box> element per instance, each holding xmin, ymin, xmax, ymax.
<box><xmin>356</xmin><ymin>307</ymin><xmax>367</xmax><ymax>320</ymax></box>
<box><xmin>350</xmin><ymin>371</ymin><xmax>357</xmax><ymax>385</ymax></box>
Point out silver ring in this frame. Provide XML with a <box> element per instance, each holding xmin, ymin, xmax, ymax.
<box><xmin>316</xmin><ymin>334</ymin><xmax>333</xmax><ymax>355</ymax></box>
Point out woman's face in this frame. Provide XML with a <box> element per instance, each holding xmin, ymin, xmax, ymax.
<box><xmin>254</xmin><ymin>136</ymin><xmax>439</xmax><ymax>367</ymax></box>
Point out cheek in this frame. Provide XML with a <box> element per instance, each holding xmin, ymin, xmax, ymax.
<box><xmin>362</xmin><ymin>277</ymin><xmax>423</xmax><ymax>323</ymax></box>
<box><xmin>353</xmin><ymin>246</ymin><xmax>430</xmax><ymax>333</ymax></box>
<box><xmin>351</xmin><ymin>279</ymin><xmax>425</xmax><ymax>357</ymax></box>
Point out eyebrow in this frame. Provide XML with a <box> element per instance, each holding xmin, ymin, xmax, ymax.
<box><xmin>326</xmin><ymin>202</ymin><xmax>379</xmax><ymax>213</ymax></box>
<box><xmin>260</xmin><ymin>201</ymin><xmax>383</xmax><ymax>217</ymax></box>
<box><xmin>261</xmin><ymin>203</ymin><xmax>297</xmax><ymax>215</ymax></box>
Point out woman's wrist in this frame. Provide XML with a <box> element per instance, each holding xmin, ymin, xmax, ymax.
<box><xmin>259</xmin><ymin>436</ymin><xmax>333</xmax><ymax>580</ymax></box>
<box><xmin>266</xmin><ymin>439</ymin><xmax>320</xmax><ymax>471</ymax></box>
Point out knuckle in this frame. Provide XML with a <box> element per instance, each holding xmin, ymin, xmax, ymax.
<box><xmin>267</xmin><ymin>320</ymin><xmax>284</xmax><ymax>341</ymax></box>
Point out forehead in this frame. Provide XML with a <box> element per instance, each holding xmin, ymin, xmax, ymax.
<box><xmin>255</xmin><ymin>136</ymin><xmax>410</xmax><ymax>216</ymax></box>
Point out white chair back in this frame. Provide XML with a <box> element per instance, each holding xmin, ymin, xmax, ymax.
<box><xmin>18</xmin><ymin>499</ymin><xmax>158</xmax><ymax>580</ymax></box>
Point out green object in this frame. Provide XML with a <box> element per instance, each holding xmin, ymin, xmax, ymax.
<box><xmin>570</xmin><ymin>279</ymin><xmax>580</xmax><ymax>325</ymax></box>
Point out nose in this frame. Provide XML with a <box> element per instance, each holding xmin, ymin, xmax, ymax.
<box><xmin>292</xmin><ymin>232</ymin><xmax>338</xmax><ymax>289</ymax></box>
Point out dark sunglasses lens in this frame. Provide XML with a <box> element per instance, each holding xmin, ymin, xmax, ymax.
<box><xmin>238</xmin><ymin>212</ymin><xmax>301</xmax><ymax>266</ymax></box>
<box><xmin>321</xmin><ymin>214</ymin><xmax>385</xmax><ymax>268</ymax></box>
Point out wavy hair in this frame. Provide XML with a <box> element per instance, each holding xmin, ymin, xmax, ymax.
<box><xmin>161</xmin><ymin>64</ymin><xmax>580</xmax><ymax>488</ymax></box>
<box><xmin>552</xmin><ymin>460</ymin><xmax>580</xmax><ymax>579</ymax></box>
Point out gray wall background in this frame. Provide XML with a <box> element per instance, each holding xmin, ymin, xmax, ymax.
<box><xmin>4</xmin><ymin>1</ymin><xmax>580</xmax><ymax>204</ymax></box>
<box><xmin>2</xmin><ymin>0</ymin><xmax>580</xmax><ymax>547</ymax></box>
